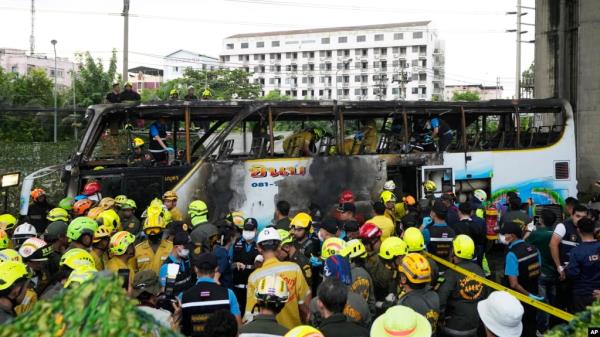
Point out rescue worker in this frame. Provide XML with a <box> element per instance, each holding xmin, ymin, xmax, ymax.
<box><xmin>129</xmin><ymin>137</ymin><xmax>153</xmax><ymax>167</ymax></box>
<box><xmin>376</xmin><ymin>237</ymin><xmax>408</xmax><ymax>307</ymax></box>
<box><xmin>169</xmin><ymin>89</ymin><xmax>179</xmax><ymax>100</ymax></box>
<box><xmin>97</xmin><ymin>209</ymin><xmax>121</xmax><ymax>233</ymax></box>
<box><xmin>379</xmin><ymin>191</ymin><xmax>397</xmax><ymax>226</ymax></box>
<box><xmin>27</xmin><ymin>188</ymin><xmax>54</xmax><ymax>233</ymax></box>
<box><xmin>290</xmin><ymin>212</ymin><xmax>318</xmax><ymax>259</ymax></box>
<box><xmin>282</xmin><ymin>127</ymin><xmax>323</xmax><ymax>157</ymax></box>
<box><xmin>499</xmin><ymin>195</ymin><xmax>531</xmax><ymax>229</ymax></box>
<box><xmin>317</xmin><ymin>218</ymin><xmax>340</xmax><ymax>243</ymax></box>
<box><xmin>278</xmin><ymin>229</ymin><xmax>312</xmax><ymax>290</ymax></box>
<box><xmin>81</xmin><ymin>180</ymin><xmax>102</xmax><ymax>203</ymax></box>
<box><xmin>66</xmin><ymin>217</ymin><xmax>98</xmax><ymax>250</ymax></box>
<box><xmin>135</xmin><ymin>214</ymin><xmax>172</xmax><ymax>274</ymax></box>
<box><xmin>11</xmin><ymin>223</ymin><xmax>37</xmax><ymax>250</ymax></box>
<box><xmin>72</xmin><ymin>199</ymin><xmax>94</xmax><ymax>217</ymax></box>
<box><xmin>500</xmin><ymin>221</ymin><xmax>542</xmax><ymax>337</ymax></box>
<box><xmin>358</xmin><ymin>223</ymin><xmax>391</xmax><ymax>305</ymax></box>
<box><xmin>423</xmin><ymin>180</ymin><xmax>437</xmax><ymax>201</ymax></box>
<box><xmin>159</xmin><ymin>232</ymin><xmax>195</xmax><ymax>295</ymax></box>
<box><xmin>425</xmin><ymin>114</ymin><xmax>454</xmax><ymax>151</ymax></box>
<box><xmin>0</xmin><ymin>261</ymin><xmax>29</xmax><ymax>323</ymax></box>
<box><xmin>565</xmin><ymin>217</ymin><xmax>600</xmax><ymax>311</ymax></box>
<box><xmin>148</xmin><ymin>116</ymin><xmax>173</xmax><ymax>163</ymax></box>
<box><xmin>184</xmin><ymin>86</ymin><xmax>198</xmax><ymax>100</ymax></box>
<box><xmin>437</xmin><ymin>235</ymin><xmax>486</xmax><ymax>337</ymax></box>
<box><xmin>163</xmin><ymin>191</ymin><xmax>183</xmax><ymax>222</ymax></box>
<box><xmin>550</xmin><ymin>204</ymin><xmax>586</xmax><ymax>281</ymax></box>
<box><xmin>397</xmin><ymin>253</ymin><xmax>440</xmax><ymax>333</ymax></box>
<box><xmin>402</xmin><ymin>227</ymin><xmax>439</xmax><ymax>286</ymax></box>
<box><xmin>213</xmin><ymin>224</ymin><xmax>235</xmax><ymax>289</ymax></box>
<box><xmin>441</xmin><ymin>193</ymin><xmax>460</xmax><ymax>227</ymax></box>
<box><xmin>120</xmin><ymin>199</ymin><xmax>142</xmax><ymax>236</ymax></box>
<box><xmin>17</xmin><ymin>237</ymin><xmax>53</xmax><ymax>296</ymax></box>
<box><xmin>105</xmin><ymin>82</ymin><xmax>121</xmax><ymax>103</ymax></box>
<box><xmin>239</xmin><ymin>275</ymin><xmax>290</xmax><ymax>337</ymax></box>
<box><xmin>340</xmin><ymin>239</ymin><xmax>376</xmax><ymax>314</ymax></box>
<box><xmin>41</xmin><ymin>248</ymin><xmax>95</xmax><ymax>300</ymax></box>
<box><xmin>47</xmin><ymin>208</ymin><xmax>69</xmax><ymax>226</ymax></box>
<box><xmin>343</xmin><ymin>119</ymin><xmax>377</xmax><ymax>155</ymax></box>
<box><xmin>106</xmin><ymin>231</ymin><xmax>137</xmax><ymax>286</ymax></box>
<box><xmin>188</xmin><ymin>200</ymin><xmax>219</xmax><ymax>254</ymax></box>
<box><xmin>120</xmin><ymin>82</ymin><xmax>141</xmax><ymax>101</ymax></box>
<box><xmin>422</xmin><ymin>201</ymin><xmax>456</xmax><ymax>269</ymax></box>
<box><xmin>246</xmin><ymin>228</ymin><xmax>311</xmax><ymax>329</ymax></box>
<box><xmin>274</xmin><ymin>200</ymin><xmax>292</xmax><ymax>230</ymax></box>
<box><xmin>367</xmin><ymin>202</ymin><xmax>395</xmax><ymax>240</ymax></box>
<box><xmin>0</xmin><ymin>214</ymin><xmax>18</xmax><ymax>242</ymax></box>
<box><xmin>90</xmin><ymin>225</ymin><xmax>111</xmax><ymax>271</ymax></box>
<box><xmin>232</xmin><ymin>218</ymin><xmax>260</xmax><ymax>311</ymax></box>
<box><xmin>42</xmin><ymin>221</ymin><xmax>68</xmax><ymax>277</ymax></box>
<box><xmin>180</xmin><ymin>252</ymin><xmax>242</xmax><ymax>336</ymax></box>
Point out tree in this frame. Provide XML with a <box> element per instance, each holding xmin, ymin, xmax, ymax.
<box><xmin>73</xmin><ymin>49</ymin><xmax>119</xmax><ymax>107</ymax></box>
<box><xmin>0</xmin><ymin>67</ymin><xmax>16</xmax><ymax>106</ymax></box>
<box><xmin>12</xmin><ymin>68</ymin><xmax>54</xmax><ymax>107</ymax></box>
<box><xmin>452</xmin><ymin>91</ymin><xmax>480</xmax><ymax>102</ymax></box>
<box><xmin>259</xmin><ymin>90</ymin><xmax>292</xmax><ymax>101</ymax></box>
<box><xmin>521</xmin><ymin>62</ymin><xmax>535</xmax><ymax>98</ymax></box>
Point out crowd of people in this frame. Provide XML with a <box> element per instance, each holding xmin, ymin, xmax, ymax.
<box><xmin>0</xmin><ymin>179</ymin><xmax>599</xmax><ymax>337</ymax></box>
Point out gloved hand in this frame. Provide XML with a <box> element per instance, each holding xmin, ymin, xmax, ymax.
<box><xmin>526</xmin><ymin>221</ymin><xmax>536</xmax><ymax>232</ymax></box>
<box><xmin>385</xmin><ymin>293</ymin><xmax>397</xmax><ymax>303</ymax></box>
<box><xmin>354</xmin><ymin>131</ymin><xmax>364</xmax><ymax>141</ymax></box>
<box><xmin>528</xmin><ymin>293</ymin><xmax>544</xmax><ymax>301</ymax></box>
<box><xmin>309</xmin><ymin>256</ymin><xmax>323</xmax><ymax>267</ymax></box>
<box><xmin>164</xmin><ymin>147</ymin><xmax>175</xmax><ymax>152</ymax></box>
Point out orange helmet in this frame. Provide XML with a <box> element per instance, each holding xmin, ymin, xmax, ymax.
<box><xmin>31</xmin><ymin>188</ymin><xmax>46</xmax><ymax>202</ymax></box>
<box><xmin>403</xmin><ymin>195</ymin><xmax>416</xmax><ymax>206</ymax></box>
<box><xmin>73</xmin><ymin>199</ymin><xmax>94</xmax><ymax>216</ymax></box>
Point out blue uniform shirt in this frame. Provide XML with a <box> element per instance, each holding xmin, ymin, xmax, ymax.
<box><xmin>178</xmin><ymin>277</ymin><xmax>241</xmax><ymax>316</ymax></box>
<box><xmin>159</xmin><ymin>253</ymin><xmax>190</xmax><ymax>287</ymax></box>
<box><xmin>565</xmin><ymin>241</ymin><xmax>600</xmax><ymax>297</ymax></box>
<box><xmin>504</xmin><ymin>239</ymin><xmax>542</xmax><ymax>277</ymax></box>
<box><xmin>214</xmin><ymin>245</ymin><xmax>234</xmax><ymax>290</ymax></box>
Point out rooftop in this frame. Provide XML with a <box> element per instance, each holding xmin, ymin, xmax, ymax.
<box><xmin>226</xmin><ymin>21</ymin><xmax>432</xmax><ymax>39</ymax></box>
<box><xmin>164</xmin><ymin>49</ymin><xmax>218</xmax><ymax>60</ymax></box>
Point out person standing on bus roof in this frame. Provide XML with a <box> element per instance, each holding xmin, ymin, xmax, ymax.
<box><xmin>425</xmin><ymin>115</ymin><xmax>453</xmax><ymax>151</ymax></box>
<box><xmin>148</xmin><ymin>116</ymin><xmax>173</xmax><ymax>163</ymax></box>
<box><xmin>105</xmin><ymin>82</ymin><xmax>121</xmax><ymax>103</ymax></box>
<box><xmin>184</xmin><ymin>86</ymin><xmax>198</xmax><ymax>100</ymax></box>
<box><xmin>120</xmin><ymin>82</ymin><xmax>141</xmax><ymax>101</ymax></box>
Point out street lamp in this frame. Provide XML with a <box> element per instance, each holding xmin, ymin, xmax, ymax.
<box><xmin>335</xmin><ymin>58</ymin><xmax>352</xmax><ymax>100</ymax></box>
<box><xmin>51</xmin><ymin>39</ymin><xmax>58</xmax><ymax>143</ymax></box>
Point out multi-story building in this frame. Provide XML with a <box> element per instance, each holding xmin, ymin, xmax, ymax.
<box><xmin>127</xmin><ymin>66</ymin><xmax>163</xmax><ymax>92</ymax></box>
<box><xmin>163</xmin><ymin>49</ymin><xmax>219</xmax><ymax>81</ymax></box>
<box><xmin>220</xmin><ymin>21</ymin><xmax>445</xmax><ymax>100</ymax></box>
<box><xmin>0</xmin><ymin>48</ymin><xmax>75</xmax><ymax>88</ymax></box>
<box><xmin>444</xmin><ymin>84</ymin><xmax>504</xmax><ymax>101</ymax></box>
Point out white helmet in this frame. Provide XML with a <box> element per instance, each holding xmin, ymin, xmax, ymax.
<box><xmin>19</xmin><ymin>237</ymin><xmax>50</xmax><ymax>261</ymax></box>
<box><xmin>257</xmin><ymin>227</ymin><xmax>281</xmax><ymax>245</ymax></box>
<box><xmin>473</xmin><ymin>189</ymin><xmax>488</xmax><ymax>203</ymax></box>
<box><xmin>383</xmin><ymin>180</ymin><xmax>396</xmax><ymax>191</ymax></box>
<box><xmin>12</xmin><ymin>223</ymin><xmax>37</xmax><ymax>248</ymax></box>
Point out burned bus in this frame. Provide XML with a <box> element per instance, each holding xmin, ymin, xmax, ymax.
<box><xmin>20</xmin><ymin>99</ymin><xmax>576</xmax><ymax>228</ymax></box>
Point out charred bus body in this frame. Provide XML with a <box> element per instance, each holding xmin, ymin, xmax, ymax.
<box><xmin>20</xmin><ymin>99</ymin><xmax>576</xmax><ymax>228</ymax></box>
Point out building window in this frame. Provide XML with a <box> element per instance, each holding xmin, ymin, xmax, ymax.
<box><xmin>356</xmin><ymin>35</ymin><xmax>366</xmax><ymax>42</ymax></box>
<box><xmin>374</xmin><ymin>34</ymin><xmax>384</xmax><ymax>41</ymax></box>
<box><xmin>272</xmin><ymin>41</ymin><xmax>280</xmax><ymax>47</ymax></box>
<box><xmin>394</xmin><ymin>33</ymin><xmax>403</xmax><ymax>40</ymax></box>
<box><xmin>413</xmin><ymin>32</ymin><xmax>423</xmax><ymax>39</ymax></box>
<box><xmin>256</xmin><ymin>41</ymin><xmax>264</xmax><ymax>48</ymax></box>
<box><xmin>412</xmin><ymin>87</ymin><xmax>418</xmax><ymax>94</ymax></box>
<box><xmin>226</xmin><ymin>43</ymin><xmax>234</xmax><ymax>50</ymax></box>
<box><xmin>338</xmin><ymin>36</ymin><xmax>348</xmax><ymax>43</ymax></box>
<box><xmin>321</xmin><ymin>37</ymin><xmax>330</xmax><ymax>44</ymax></box>
<box><xmin>174</xmin><ymin>66</ymin><xmax>179</xmax><ymax>72</ymax></box>
<box><xmin>221</xmin><ymin>56</ymin><xmax>230</xmax><ymax>62</ymax></box>
<box><xmin>319</xmin><ymin>50</ymin><xmax>332</xmax><ymax>58</ymax></box>
<box><xmin>241</xmin><ymin>42</ymin><xmax>249</xmax><ymax>49</ymax></box>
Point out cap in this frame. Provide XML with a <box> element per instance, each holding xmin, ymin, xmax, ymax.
<box><xmin>173</xmin><ymin>232</ymin><xmax>191</xmax><ymax>246</ymax></box>
<box><xmin>323</xmin><ymin>255</ymin><xmax>352</xmax><ymax>285</ymax></box>
<box><xmin>167</xmin><ymin>221</ymin><xmax>190</xmax><ymax>237</ymax></box>
<box><xmin>193</xmin><ymin>253</ymin><xmax>218</xmax><ymax>270</ymax></box>
<box><xmin>244</xmin><ymin>218</ymin><xmax>258</xmax><ymax>231</ymax></box>
<box><xmin>336</xmin><ymin>203</ymin><xmax>356</xmax><ymax>214</ymax></box>
<box><xmin>132</xmin><ymin>270</ymin><xmax>161</xmax><ymax>298</ymax></box>
<box><xmin>343</xmin><ymin>220</ymin><xmax>360</xmax><ymax>233</ymax></box>
<box><xmin>320</xmin><ymin>217</ymin><xmax>340</xmax><ymax>235</ymax></box>
<box><xmin>44</xmin><ymin>221</ymin><xmax>68</xmax><ymax>242</ymax></box>
<box><xmin>500</xmin><ymin>221</ymin><xmax>523</xmax><ymax>237</ymax></box>
<box><xmin>477</xmin><ymin>291</ymin><xmax>523</xmax><ymax>337</ymax></box>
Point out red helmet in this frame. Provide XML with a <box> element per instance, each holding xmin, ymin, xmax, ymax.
<box><xmin>82</xmin><ymin>181</ymin><xmax>102</xmax><ymax>196</ymax></box>
<box><xmin>339</xmin><ymin>190</ymin><xmax>355</xmax><ymax>204</ymax></box>
<box><xmin>358</xmin><ymin>222</ymin><xmax>382</xmax><ymax>240</ymax></box>
<box><xmin>73</xmin><ymin>199</ymin><xmax>94</xmax><ymax>216</ymax></box>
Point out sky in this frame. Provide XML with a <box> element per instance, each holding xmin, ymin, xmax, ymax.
<box><xmin>0</xmin><ymin>0</ymin><xmax>535</xmax><ymax>98</ymax></box>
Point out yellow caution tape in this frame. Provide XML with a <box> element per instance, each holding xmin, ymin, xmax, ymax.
<box><xmin>423</xmin><ymin>252</ymin><xmax>575</xmax><ymax>322</ymax></box>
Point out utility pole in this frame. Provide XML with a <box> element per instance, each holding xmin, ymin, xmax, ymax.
<box><xmin>506</xmin><ymin>0</ymin><xmax>534</xmax><ymax>99</ymax></box>
<box><xmin>29</xmin><ymin>0</ymin><xmax>35</xmax><ymax>55</ymax></box>
<box><xmin>51</xmin><ymin>39</ymin><xmax>58</xmax><ymax>143</ymax></box>
<box><xmin>393</xmin><ymin>65</ymin><xmax>410</xmax><ymax>100</ymax></box>
<box><xmin>122</xmin><ymin>0</ymin><xmax>130</xmax><ymax>81</ymax></box>
<box><xmin>496</xmin><ymin>76</ymin><xmax>500</xmax><ymax>99</ymax></box>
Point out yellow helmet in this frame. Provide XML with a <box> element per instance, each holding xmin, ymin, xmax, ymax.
<box><xmin>452</xmin><ymin>234</ymin><xmax>475</xmax><ymax>260</ymax></box>
<box><xmin>98</xmin><ymin>209</ymin><xmax>121</xmax><ymax>232</ymax></box>
<box><xmin>87</xmin><ymin>207</ymin><xmax>103</xmax><ymax>220</ymax></box>
<box><xmin>0</xmin><ymin>261</ymin><xmax>29</xmax><ymax>291</ymax></box>
<box><xmin>162</xmin><ymin>190</ymin><xmax>178</xmax><ymax>201</ymax></box>
<box><xmin>143</xmin><ymin>213</ymin><xmax>167</xmax><ymax>231</ymax></box>
<box><xmin>379</xmin><ymin>237</ymin><xmax>408</xmax><ymax>260</ymax></box>
<box><xmin>256</xmin><ymin>274</ymin><xmax>289</xmax><ymax>305</ymax></box>
<box><xmin>170</xmin><ymin>88</ymin><xmax>178</xmax><ymax>96</ymax></box>
<box><xmin>423</xmin><ymin>180</ymin><xmax>437</xmax><ymax>193</ymax></box>
<box><xmin>0</xmin><ymin>214</ymin><xmax>17</xmax><ymax>231</ymax></box>
<box><xmin>93</xmin><ymin>225</ymin><xmax>112</xmax><ymax>243</ymax></box>
<box><xmin>284</xmin><ymin>326</ymin><xmax>324</xmax><ymax>337</ymax></box>
<box><xmin>278</xmin><ymin>229</ymin><xmax>293</xmax><ymax>246</ymax></box>
<box><xmin>0</xmin><ymin>249</ymin><xmax>22</xmax><ymax>263</ymax></box>
<box><xmin>321</xmin><ymin>237</ymin><xmax>345</xmax><ymax>260</ymax></box>
<box><xmin>60</xmin><ymin>248</ymin><xmax>95</xmax><ymax>270</ymax></box>
<box><xmin>64</xmin><ymin>265</ymin><xmax>97</xmax><ymax>288</ymax></box>
<box><xmin>0</xmin><ymin>230</ymin><xmax>8</xmax><ymax>249</ymax></box>
<box><xmin>226</xmin><ymin>211</ymin><xmax>245</xmax><ymax>229</ymax></box>
<box><xmin>398</xmin><ymin>252</ymin><xmax>432</xmax><ymax>284</ymax></box>
<box><xmin>47</xmin><ymin>208</ymin><xmax>69</xmax><ymax>222</ymax></box>
<box><xmin>150</xmin><ymin>198</ymin><xmax>163</xmax><ymax>209</ymax></box>
<box><xmin>402</xmin><ymin>227</ymin><xmax>426</xmax><ymax>252</ymax></box>
<box><xmin>114</xmin><ymin>195</ymin><xmax>128</xmax><ymax>207</ymax></box>
<box><xmin>109</xmin><ymin>231</ymin><xmax>135</xmax><ymax>256</ymax></box>
<box><xmin>132</xmin><ymin>137</ymin><xmax>144</xmax><ymax>148</ymax></box>
<box><xmin>340</xmin><ymin>239</ymin><xmax>367</xmax><ymax>259</ymax></box>
<box><xmin>202</xmin><ymin>88</ymin><xmax>211</xmax><ymax>98</ymax></box>
<box><xmin>290</xmin><ymin>212</ymin><xmax>312</xmax><ymax>229</ymax></box>
<box><xmin>380</xmin><ymin>190</ymin><xmax>397</xmax><ymax>204</ymax></box>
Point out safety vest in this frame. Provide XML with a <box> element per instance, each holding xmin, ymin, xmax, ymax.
<box><xmin>506</xmin><ymin>241</ymin><xmax>541</xmax><ymax>294</ymax></box>
<box><xmin>181</xmin><ymin>281</ymin><xmax>231</xmax><ymax>337</ymax></box>
<box><xmin>135</xmin><ymin>239</ymin><xmax>173</xmax><ymax>274</ymax></box>
<box><xmin>148</xmin><ymin>122</ymin><xmax>168</xmax><ymax>153</ymax></box>
<box><xmin>232</xmin><ymin>238</ymin><xmax>259</xmax><ymax>288</ymax></box>
<box><xmin>559</xmin><ymin>219</ymin><xmax>581</xmax><ymax>265</ymax></box>
<box><xmin>427</xmin><ymin>225</ymin><xmax>456</xmax><ymax>262</ymax></box>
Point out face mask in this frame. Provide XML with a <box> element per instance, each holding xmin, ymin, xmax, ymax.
<box><xmin>179</xmin><ymin>248</ymin><xmax>190</xmax><ymax>258</ymax></box>
<box><xmin>242</xmin><ymin>230</ymin><xmax>256</xmax><ymax>241</ymax></box>
<box><xmin>498</xmin><ymin>234</ymin><xmax>508</xmax><ymax>245</ymax></box>
<box><xmin>148</xmin><ymin>233</ymin><xmax>162</xmax><ymax>244</ymax></box>
<box><xmin>317</xmin><ymin>231</ymin><xmax>325</xmax><ymax>242</ymax></box>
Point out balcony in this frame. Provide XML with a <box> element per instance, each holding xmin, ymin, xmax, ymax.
<box><xmin>433</xmin><ymin>75</ymin><xmax>443</xmax><ymax>82</ymax></box>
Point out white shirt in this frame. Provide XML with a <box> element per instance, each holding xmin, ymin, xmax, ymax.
<box><xmin>553</xmin><ymin>223</ymin><xmax>566</xmax><ymax>239</ymax></box>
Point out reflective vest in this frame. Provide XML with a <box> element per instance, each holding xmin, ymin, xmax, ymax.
<box><xmin>135</xmin><ymin>239</ymin><xmax>173</xmax><ymax>274</ymax></box>
<box><xmin>181</xmin><ymin>281</ymin><xmax>231</xmax><ymax>337</ymax></box>
<box><xmin>506</xmin><ymin>241</ymin><xmax>541</xmax><ymax>294</ymax></box>
<box><xmin>232</xmin><ymin>238</ymin><xmax>259</xmax><ymax>288</ymax></box>
<box><xmin>427</xmin><ymin>225</ymin><xmax>456</xmax><ymax>262</ymax></box>
<box><xmin>559</xmin><ymin>219</ymin><xmax>581</xmax><ymax>265</ymax></box>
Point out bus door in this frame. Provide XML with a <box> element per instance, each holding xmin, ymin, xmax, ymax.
<box><xmin>418</xmin><ymin>165</ymin><xmax>455</xmax><ymax>199</ymax></box>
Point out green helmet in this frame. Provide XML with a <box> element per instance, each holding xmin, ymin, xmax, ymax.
<box><xmin>114</xmin><ymin>195</ymin><xmax>128</xmax><ymax>207</ymax></box>
<box><xmin>188</xmin><ymin>200</ymin><xmax>208</xmax><ymax>217</ymax></box>
<box><xmin>58</xmin><ymin>197</ymin><xmax>75</xmax><ymax>211</ymax></box>
<box><xmin>67</xmin><ymin>217</ymin><xmax>99</xmax><ymax>241</ymax></box>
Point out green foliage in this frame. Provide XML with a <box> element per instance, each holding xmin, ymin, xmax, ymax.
<box><xmin>545</xmin><ymin>300</ymin><xmax>600</xmax><ymax>337</ymax></box>
<box><xmin>259</xmin><ymin>90</ymin><xmax>292</xmax><ymax>101</ymax></box>
<box><xmin>11</xmin><ymin>68</ymin><xmax>54</xmax><ymax>107</ymax></box>
<box><xmin>73</xmin><ymin>49</ymin><xmax>119</xmax><ymax>107</ymax></box>
<box><xmin>452</xmin><ymin>91</ymin><xmax>480</xmax><ymax>102</ymax></box>
<box><xmin>0</xmin><ymin>67</ymin><xmax>16</xmax><ymax>105</ymax></box>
